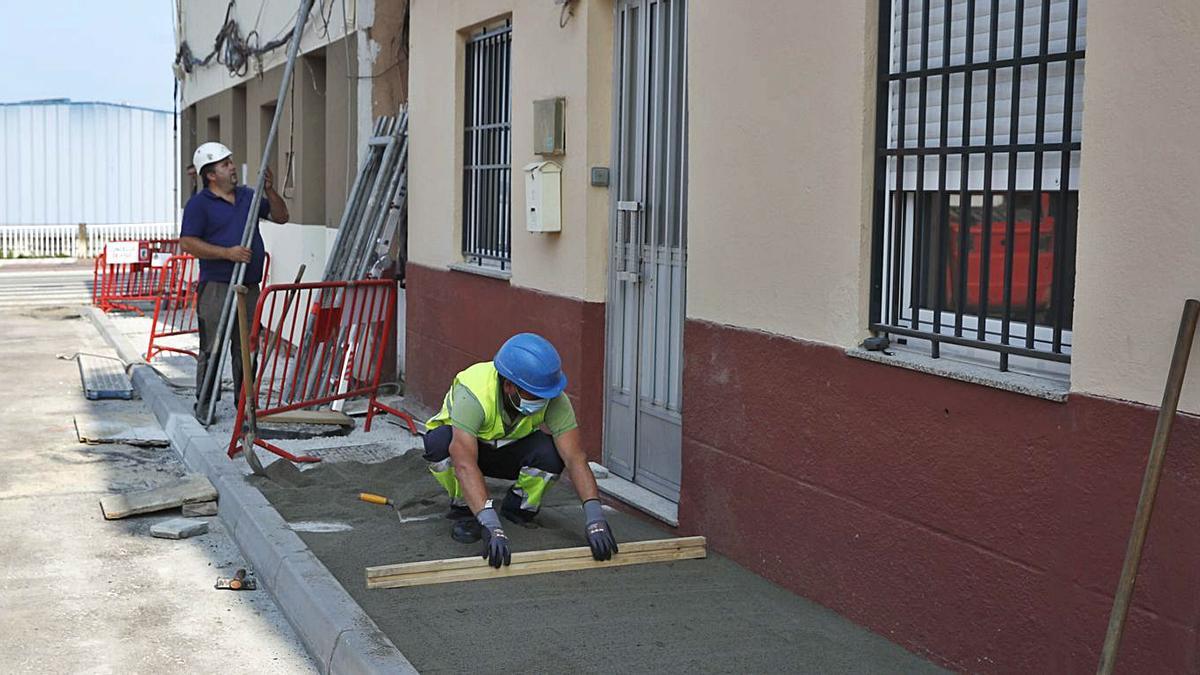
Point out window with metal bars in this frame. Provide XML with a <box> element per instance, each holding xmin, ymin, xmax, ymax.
<box><xmin>870</xmin><ymin>0</ymin><xmax>1085</xmax><ymax>372</ymax></box>
<box><xmin>462</xmin><ymin>22</ymin><xmax>512</xmax><ymax>269</ymax></box>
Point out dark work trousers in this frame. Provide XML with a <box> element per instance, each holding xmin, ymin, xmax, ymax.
<box><xmin>422</xmin><ymin>425</ymin><xmax>566</xmax><ymax>515</ymax></box>
<box><xmin>196</xmin><ymin>281</ymin><xmax>259</xmax><ymax>405</ymax></box>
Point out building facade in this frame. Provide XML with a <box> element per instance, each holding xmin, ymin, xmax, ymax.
<box><xmin>406</xmin><ymin>0</ymin><xmax>1200</xmax><ymax>671</ymax></box>
<box><xmin>173</xmin><ymin>0</ymin><xmax>409</xmax><ymax>284</ymax></box>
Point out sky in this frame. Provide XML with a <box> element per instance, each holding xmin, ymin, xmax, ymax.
<box><xmin>0</xmin><ymin>1</ymin><xmax>178</xmax><ymax>111</ymax></box>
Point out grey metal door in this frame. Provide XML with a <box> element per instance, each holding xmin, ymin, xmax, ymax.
<box><xmin>604</xmin><ymin>0</ymin><xmax>688</xmax><ymax>502</ymax></box>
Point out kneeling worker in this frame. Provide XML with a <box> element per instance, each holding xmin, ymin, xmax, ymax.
<box><xmin>424</xmin><ymin>333</ymin><xmax>618</xmax><ymax>568</ymax></box>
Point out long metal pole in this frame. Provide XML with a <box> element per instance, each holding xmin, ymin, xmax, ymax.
<box><xmin>199</xmin><ymin>0</ymin><xmax>316</xmax><ymax>425</ymax></box>
<box><xmin>1096</xmin><ymin>298</ymin><xmax>1200</xmax><ymax>674</ymax></box>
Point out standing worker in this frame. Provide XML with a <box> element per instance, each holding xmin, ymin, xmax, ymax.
<box><xmin>180</xmin><ymin>142</ymin><xmax>288</xmax><ymax>414</ymax></box>
<box><xmin>423</xmin><ymin>333</ymin><xmax>619</xmax><ymax>568</ymax></box>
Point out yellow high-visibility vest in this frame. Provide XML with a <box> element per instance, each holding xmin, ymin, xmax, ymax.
<box><xmin>426</xmin><ymin>361</ymin><xmax>548</xmax><ymax>441</ymax></box>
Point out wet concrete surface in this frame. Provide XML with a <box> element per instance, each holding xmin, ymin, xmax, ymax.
<box><xmin>254</xmin><ymin>451</ymin><xmax>947</xmax><ymax>674</ymax></box>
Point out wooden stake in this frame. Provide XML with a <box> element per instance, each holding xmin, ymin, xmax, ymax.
<box><xmin>1096</xmin><ymin>299</ymin><xmax>1200</xmax><ymax>674</ymax></box>
<box><xmin>366</xmin><ymin>536</ymin><xmax>707</xmax><ymax>589</ymax></box>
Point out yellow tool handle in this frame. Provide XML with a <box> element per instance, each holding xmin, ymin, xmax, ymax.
<box><xmin>359</xmin><ymin>492</ymin><xmax>392</xmax><ymax>506</ymax></box>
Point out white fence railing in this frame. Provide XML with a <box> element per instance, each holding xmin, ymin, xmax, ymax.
<box><xmin>0</xmin><ymin>223</ymin><xmax>179</xmax><ymax>259</ymax></box>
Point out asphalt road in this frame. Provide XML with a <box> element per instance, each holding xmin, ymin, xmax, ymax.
<box><xmin>0</xmin><ymin>260</ymin><xmax>95</xmax><ymax>310</ymax></box>
<box><xmin>0</xmin><ymin>263</ymin><xmax>315</xmax><ymax>674</ymax></box>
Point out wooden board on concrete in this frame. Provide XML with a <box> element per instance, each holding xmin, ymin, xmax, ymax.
<box><xmin>366</xmin><ymin>536</ymin><xmax>707</xmax><ymax>589</ymax></box>
<box><xmin>259</xmin><ymin>409</ymin><xmax>354</xmax><ymax>427</ymax></box>
<box><xmin>100</xmin><ymin>475</ymin><xmax>218</xmax><ymax>520</ymax></box>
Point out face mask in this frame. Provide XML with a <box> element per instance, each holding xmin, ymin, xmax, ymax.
<box><xmin>516</xmin><ymin>396</ymin><xmax>547</xmax><ymax>415</ymax></box>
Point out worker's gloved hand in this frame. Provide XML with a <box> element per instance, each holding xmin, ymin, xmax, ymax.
<box><xmin>476</xmin><ymin>506</ymin><xmax>511</xmax><ymax>568</ymax></box>
<box><xmin>583</xmin><ymin>499</ymin><xmax>618</xmax><ymax>561</ymax></box>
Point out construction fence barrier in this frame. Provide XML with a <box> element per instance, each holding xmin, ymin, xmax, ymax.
<box><xmin>145</xmin><ymin>254</ymin><xmax>199</xmax><ymax>361</ymax></box>
<box><xmin>92</xmin><ymin>239</ymin><xmax>182</xmax><ymax>313</ymax></box>
<box><xmin>228</xmin><ymin>278</ymin><xmax>418</xmax><ymax>463</ymax></box>
<box><xmin>144</xmin><ymin>253</ymin><xmax>272</xmax><ymax>361</ymax></box>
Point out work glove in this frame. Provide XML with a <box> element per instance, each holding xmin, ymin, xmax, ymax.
<box><xmin>476</xmin><ymin>506</ymin><xmax>511</xmax><ymax>568</ymax></box>
<box><xmin>583</xmin><ymin>499</ymin><xmax>619</xmax><ymax>561</ymax></box>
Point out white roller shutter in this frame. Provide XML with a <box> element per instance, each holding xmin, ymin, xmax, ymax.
<box><xmin>885</xmin><ymin>0</ymin><xmax>1086</xmax><ymax>192</ymax></box>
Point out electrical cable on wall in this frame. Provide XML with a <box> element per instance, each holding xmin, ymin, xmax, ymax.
<box><xmin>175</xmin><ymin>0</ymin><xmax>309</xmax><ymax>78</ymax></box>
<box><xmin>557</xmin><ymin>0</ymin><xmax>576</xmax><ymax>28</ymax></box>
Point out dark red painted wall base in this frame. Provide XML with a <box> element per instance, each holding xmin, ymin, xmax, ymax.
<box><xmin>679</xmin><ymin>319</ymin><xmax>1200</xmax><ymax>673</ymax></box>
<box><xmin>405</xmin><ymin>263</ymin><xmax>606</xmax><ymax>459</ymax></box>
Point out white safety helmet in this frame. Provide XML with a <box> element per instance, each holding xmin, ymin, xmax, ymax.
<box><xmin>193</xmin><ymin>141</ymin><xmax>233</xmax><ymax>175</ymax></box>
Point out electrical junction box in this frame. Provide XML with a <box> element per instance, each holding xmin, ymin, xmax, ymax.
<box><xmin>533</xmin><ymin>97</ymin><xmax>566</xmax><ymax>156</ymax></box>
<box><xmin>524</xmin><ymin>160</ymin><xmax>562</xmax><ymax>232</ymax></box>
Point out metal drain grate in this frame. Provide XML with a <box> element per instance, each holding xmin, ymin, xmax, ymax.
<box><xmin>77</xmin><ymin>354</ymin><xmax>133</xmax><ymax>400</ymax></box>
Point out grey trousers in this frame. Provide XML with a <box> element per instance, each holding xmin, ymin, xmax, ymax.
<box><xmin>196</xmin><ymin>281</ymin><xmax>260</xmax><ymax>403</ymax></box>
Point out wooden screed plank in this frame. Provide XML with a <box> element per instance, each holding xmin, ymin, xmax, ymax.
<box><xmin>100</xmin><ymin>475</ymin><xmax>218</xmax><ymax>520</ymax></box>
<box><xmin>258</xmin><ymin>409</ymin><xmax>354</xmax><ymax>427</ymax></box>
<box><xmin>366</xmin><ymin>536</ymin><xmax>707</xmax><ymax>590</ymax></box>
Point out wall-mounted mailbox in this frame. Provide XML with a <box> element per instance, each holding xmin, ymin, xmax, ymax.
<box><xmin>524</xmin><ymin>160</ymin><xmax>562</xmax><ymax>233</ymax></box>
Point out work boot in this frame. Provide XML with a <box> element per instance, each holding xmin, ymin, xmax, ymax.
<box><xmin>500</xmin><ymin>490</ymin><xmax>540</xmax><ymax>529</ymax></box>
<box><xmin>445</xmin><ymin>505</ymin><xmax>472</xmax><ymax>521</ymax></box>
<box><xmin>451</xmin><ymin>517</ymin><xmax>482</xmax><ymax>544</ymax></box>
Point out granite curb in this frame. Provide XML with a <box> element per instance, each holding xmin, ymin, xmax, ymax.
<box><xmin>81</xmin><ymin>307</ymin><xmax>418</xmax><ymax>675</ymax></box>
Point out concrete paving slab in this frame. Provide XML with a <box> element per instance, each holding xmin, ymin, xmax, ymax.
<box><xmin>99</xmin><ymin>474</ymin><xmax>217</xmax><ymax>519</ymax></box>
<box><xmin>75</xmin><ymin>413</ymin><xmax>170</xmax><ymax>446</ymax></box>
<box><xmin>151</xmin><ymin>517</ymin><xmax>210</xmax><ymax>539</ymax></box>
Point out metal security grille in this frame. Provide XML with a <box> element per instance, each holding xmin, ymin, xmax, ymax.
<box><xmin>462</xmin><ymin>23</ymin><xmax>512</xmax><ymax>268</ymax></box>
<box><xmin>870</xmin><ymin>0</ymin><xmax>1086</xmax><ymax>371</ymax></box>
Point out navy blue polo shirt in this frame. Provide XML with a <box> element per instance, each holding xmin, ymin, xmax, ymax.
<box><xmin>180</xmin><ymin>186</ymin><xmax>271</xmax><ymax>284</ymax></box>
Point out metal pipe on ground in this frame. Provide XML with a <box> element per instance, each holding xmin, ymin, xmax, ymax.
<box><xmin>1096</xmin><ymin>298</ymin><xmax>1200</xmax><ymax>675</ymax></box>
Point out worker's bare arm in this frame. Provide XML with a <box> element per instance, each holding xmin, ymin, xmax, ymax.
<box><xmin>448</xmin><ymin>426</ymin><xmax>491</xmax><ymax>513</ymax></box>
<box><xmin>554</xmin><ymin>427</ymin><xmax>600</xmax><ymax>503</ymax></box>
<box><xmin>179</xmin><ymin>235</ymin><xmax>251</xmax><ymax>263</ymax></box>
<box><xmin>263</xmin><ymin>166</ymin><xmax>289</xmax><ymax>224</ymax></box>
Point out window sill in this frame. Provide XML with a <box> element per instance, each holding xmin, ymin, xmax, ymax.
<box><xmin>448</xmin><ymin>262</ymin><xmax>512</xmax><ymax>281</ymax></box>
<box><xmin>846</xmin><ymin>346</ymin><xmax>1069</xmax><ymax>402</ymax></box>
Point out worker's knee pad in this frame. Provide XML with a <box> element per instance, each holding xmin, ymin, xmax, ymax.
<box><xmin>422</xmin><ymin>425</ymin><xmax>453</xmax><ymax>462</ymax></box>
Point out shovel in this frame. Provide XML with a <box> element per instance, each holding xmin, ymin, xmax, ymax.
<box><xmin>235</xmin><ymin>284</ymin><xmax>266</xmax><ymax>476</ymax></box>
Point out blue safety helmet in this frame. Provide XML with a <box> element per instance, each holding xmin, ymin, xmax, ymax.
<box><xmin>493</xmin><ymin>333</ymin><xmax>568</xmax><ymax>399</ymax></box>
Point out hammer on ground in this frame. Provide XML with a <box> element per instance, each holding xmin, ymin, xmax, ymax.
<box><xmin>214</xmin><ymin>568</ymin><xmax>257</xmax><ymax>591</ymax></box>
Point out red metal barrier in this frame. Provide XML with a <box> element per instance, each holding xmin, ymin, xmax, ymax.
<box><xmin>93</xmin><ymin>239</ymin><xmax>181</xmax><ymax>313</ymax></box>
<box><xmin>145</xmin><ymin>254</ymin><xmax>200</xmax><ymax>361</ymax></box>
<box><xmin>228</xmin><ymin>279</ymin><xmax>417</xmax><ymax>463</ymax></box>
<box><xmin>143</xmin><ymin>253</ymin><xmax>272</xmax><ymax>362</ymax></box>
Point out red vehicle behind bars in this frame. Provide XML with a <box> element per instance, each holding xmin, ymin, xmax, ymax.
<box><xmin>944</xmin><ymin>193</ymin><xmax>1058</xmax><ymax>321</ymax></box>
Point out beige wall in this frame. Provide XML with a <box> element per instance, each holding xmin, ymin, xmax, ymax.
<box><xmin>370</xmin><ymin>0</ymin><xmax>411</xmax><ymax>118</ymax></box>
<box><xmin>682</xmin><ymin>0</ymin><xmax>1200</xmax><ymax>413</ymax></box>
<box><xmin>407</xmin><ymin>0</ymin><xmax>612</xmax><ymax>302</ymax></box>
<box><xmin>1071</xmin><ymin>0</ymin><xmax>1200</xmax><ymax>413</ymax></box>
<box><xmin>325</xmin><ymin>36</ymin><xmax>359</xmax><ymax>229</ymax></box>
<box><xmin>684</xmin><ymin>0</ymin><xmax>878</xmax><ymax>347</ymax></box>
